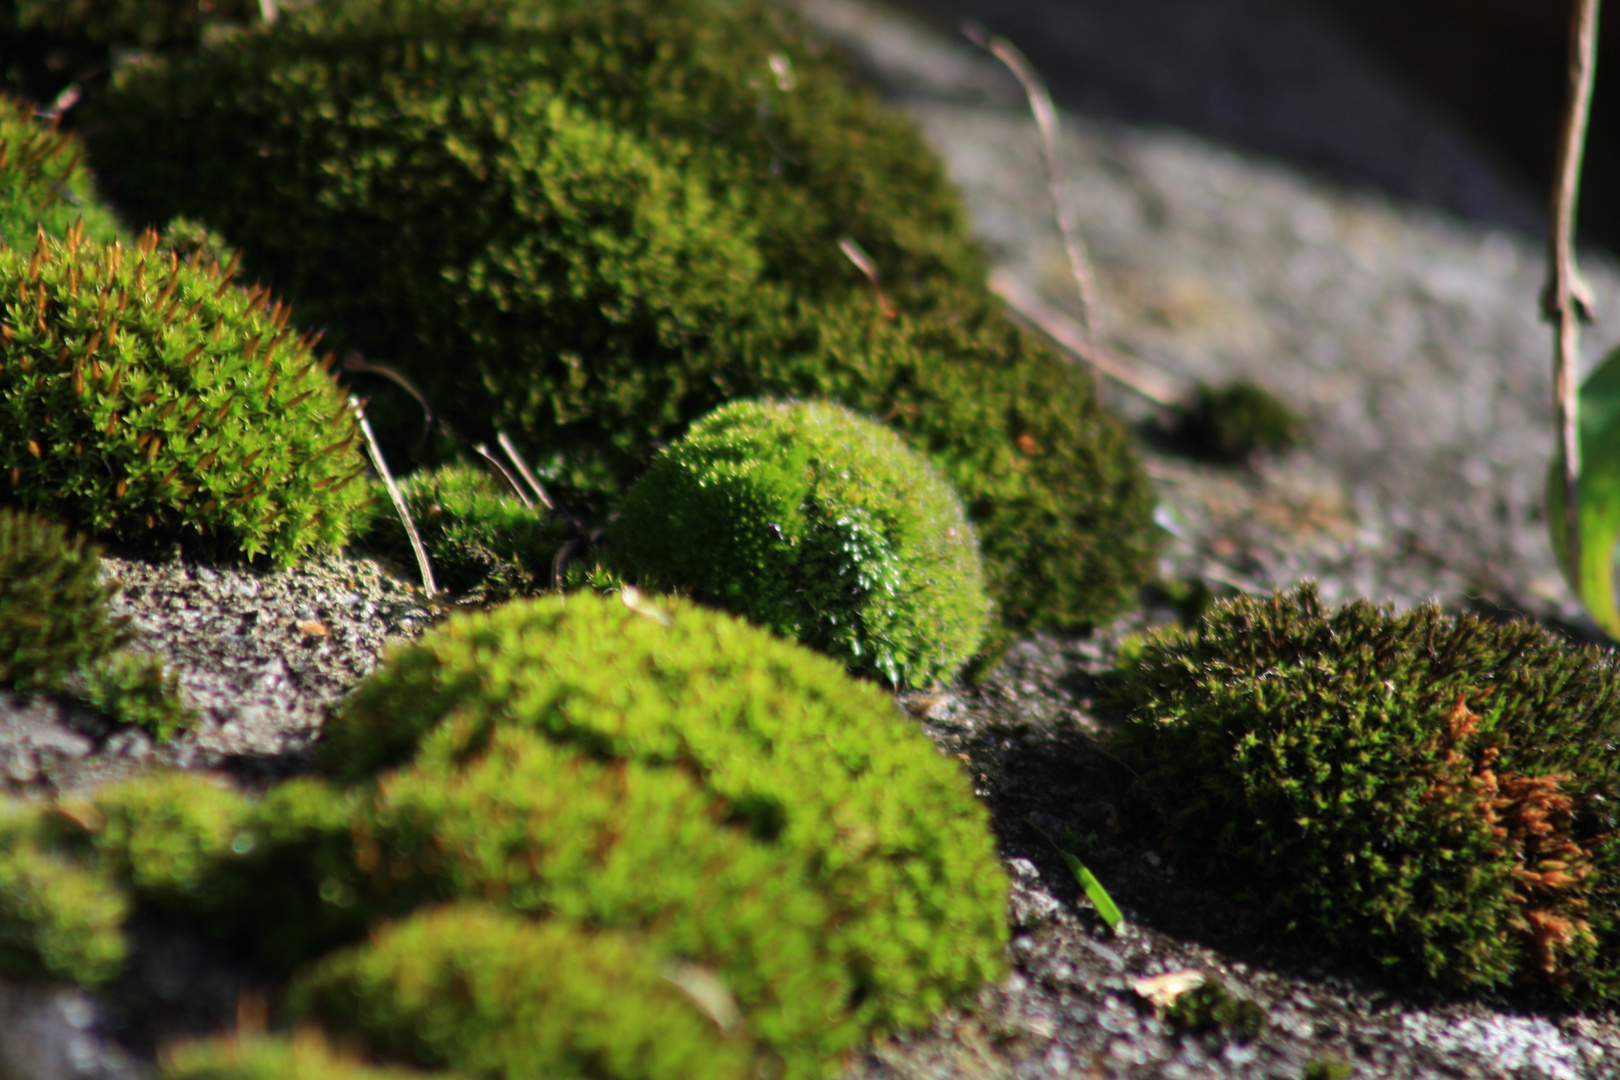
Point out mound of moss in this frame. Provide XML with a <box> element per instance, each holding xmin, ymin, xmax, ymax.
<box><xmin>290</xmin><ymin>904</ymin><xmax>759</xmax><ymax>1080</ymax></box>
<box><xmin>0</xmin><ymin>592</ymin><xmax>1004</xmax><ymax>1077</ymax></box>
<box><xmin>358</xmin><ymin>463</ymin><xmax>566</xmax><ymax>598</ymax></box>
<box><xmin>0</xmin><ymin>95</ymin><xmax>125</xmax><ymax>249</ymax></box>
<box><xmin>614</xmin><ymin>398</ymin><xmax>989</xmax><ymax>686</ymax></box>
<box><xmin>1107</xmin><ymin>584</ymin><xmax>1620</xmax><ymax>1001</ymax></box>
<box><xmin>0</xmin><ymin>226</ymin><xmax>370</xmax><ymax>564</ymax></box>
<box><xmin>84</xmin><ymin>0</ymin><xmax>1157</xmax><ymax>634</ymax></box>
<box><xmin>326</xmin><ymin>591</ymin><xmax>1007</xmax><ymax>1073</ymax></box>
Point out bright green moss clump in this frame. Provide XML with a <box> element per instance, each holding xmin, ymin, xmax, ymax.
<box><xmin>615</xmin><ymin>399</ymin><xmax>989</xmax><ymax>687</ymax></box>
<box><xmin>326</xmin><ymin>591</ymin><xmax>1007</xmax><ymax>1075</ymax></box>
<box><xmin>86</xmin><ymin>0</ymin><xmax>1158</xmax><ymax>634</ymax></box>
<box><xmin>1108</xmin><ymin>584</ymin><xmax>1620</xmax><ymax>1001</ymax></box>
<box><xmin>0</xmin><ymin>96</ymin><xmax>125</xmax><ymax>250</ymax></box>
<box><xmin>0</xmin><ymin>226</ymin><xmax>370</xmax><ymax>564</ymax></box>
<box><xmin>291</xmin><ymin>904</ymin><xmax>759</xmax><ymax>1080</ymax></box>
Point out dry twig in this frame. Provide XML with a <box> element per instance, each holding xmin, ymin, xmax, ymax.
<box><xmin>965</xmin><ymin>20</ymin><xmax>1103</xmax><ymax>342</ymax></box>
<box><xmin>990</xmin><ymin>269</ymin><xmax>1183</xmax><ymax>406</ymax></box>
<box><xmin>352</xmin><ymin>396</ymin><xmax>436</xmax><ymax>598</ymax></box>
<box><xmin>1544</xmin><ymin>0</ymin><xmax>1603</xmax><ymax>582</ymax></box>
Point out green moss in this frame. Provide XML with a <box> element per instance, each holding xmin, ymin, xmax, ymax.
<box><xmin>614</xmin><ymin>399</ymin><xmax>989</xmax><ymax>687</ymax></box>
<box><xmin>0</xmin><ymin>227</ymin><xmax>370</xmax><ymax>564</ymax></box>
<box><xmin>1162</xmin><ymin>977</ymin><xmax>1266</xmax><ymax>1041</ymax></box>
<box><xmin>326</xmin><ymin>591</ymin><xmax>1008</xmax><ymax>1075</ymax></box>
<box><xmin>0</xmin><ymin>802</ymin><xmax>127</xmax><ymax>985</ymax></box>
<box><xmin>1175</xmin><ymin>379</ymin><xmax>1303</xmax><ymax>462</ymax></box>
<box><xmin>86</xmin><ymin>772</ymin><xmax>367</xmax><ymax>972</ymax></box>
<box><xmin>161</xmin><ymin>1030</ymin><xmax>455</xmax><ymax>1080</ymax></box>
<box><xmin>84</xmin><ymin>0</ymin><xmax>1157</xmax><ymax>633</ymax></box>
<box><xmin>357</xmin><ymin>463</ymin><xmax>567</xmax><ymax>598</ymax></box>
<box><xmin>0</xmin><ymin>507</ymin><xmax>129</xmax><ymax>693</ymax></box>
<box><xmin>12</xmin><ymin>0</ymin><xmax>259</xmax><ymax>49</ymax></box>
<box><xmin>290</xmin><ymin>904</ymin><xmax>759</xmax><ymax>1080</ymax></box>
<box><xmin>0</xmin><ymin>96</ymin><xmax>126</xmax><ymax>250</ymax></box>
<box><xmin>1107</xmin><ymin>584</ymin><xmax>1620</xmax><ymax>1001</ymax></box>
<box><xmin>73</xmin><ymin>650</ymin><xmax>193</xmax><ymax>740</ymax></box>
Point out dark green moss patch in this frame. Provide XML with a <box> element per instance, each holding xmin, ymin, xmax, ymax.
<box><xmin>0</xmin><ymin>507</ymin><xmax>128</xmax><ymax>693</ymax></box>
<box><xmin>86</xmin><ymin>0</ymin><xmax>1157</xmax><ymax>634</ymax></box>
<box><xmin>1174</xmin><ymin>380</ymin><xmax>1304</xmax><ymax>462</ymax></box>
<box><xmin>1108</xmin><ymin>584</ymin><xmax>1620</xmax><ymax>1002</ymax></box>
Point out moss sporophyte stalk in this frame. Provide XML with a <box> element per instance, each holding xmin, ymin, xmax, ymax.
<box><xmin>0</xmin><ymin>225</ymin><xmax>369</xmax><ymax>564</ymax></box>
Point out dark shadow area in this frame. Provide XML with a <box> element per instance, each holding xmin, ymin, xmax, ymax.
<box><xmin>872</xmin><ymin>0</ymin><xmax>1549</xmax><ymax>240</ymax></box>
<box><xmin>1308</xmin><ymin>0</ymin><xmax>1620</xmax><ymax>261</ymax></box>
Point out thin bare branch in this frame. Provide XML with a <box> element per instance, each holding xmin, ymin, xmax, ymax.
<box><xmin>965</xmin><ymin>20</ymin><xmax>1104</xmax><ymax>342</ymax></box>
<box><xmin>342</xmin><ymin>352</ymin><xmax>436</xmax><ymax>457</ymax></box>
<box><xmin>473</xmin><ymin>443</ymin><xmax>534</xmax><ymax>507</ymax></box>
<box><xmin>990</xmin><ymin>269</ymin><xmax>1183</xmax><ymax>407</ymax></box>
<box><xmin>352</xmin><ymin>396</ymin><xmax>435</xmax><ymax>598</ymax></box>
<box><xmin>495</xmin><ymin>430</ymin><xmax>556</xmax><ymax>511</ymax></box>
<box><xmin>1543</xmin><ymin>0</ymin><xmax>1603</xmax><ymax>584</ymax></box>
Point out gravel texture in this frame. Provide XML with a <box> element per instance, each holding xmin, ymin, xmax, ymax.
<box><xmin>9</xmin><ymin>0</ymin><xmax>1620</xmax><ymax>1075</ymax></box>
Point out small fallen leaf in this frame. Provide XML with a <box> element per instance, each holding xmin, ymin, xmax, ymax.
<box><xmin>1133</xmin><ymin>969</ymin><xmax>1206</xmax><ymax>1011</ymax></box>
<box><xmin>54</xmin><ymin>798</ymin><xmax>105</xmax><ymax>834</ymax></box>
<box><xmin>661</xmin><ymin>960</ymin><xmax>742</xmax><ymax>1035</ymax></box>
<box><xmin>620</xmin><ymin>585</ymin><xmax>672</xmax><ymax>626</ymax></box>
<box><xmin>296</xmin><ymin>620</ymin><xmax>329</xmax><ymax>638</ymax></box>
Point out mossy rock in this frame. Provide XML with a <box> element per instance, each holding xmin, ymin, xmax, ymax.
<box><xmin>290</xmin><ymin>904</ymin><xmax>760</xmax><ymax>1080</ymax></box>
<box><xmin>357</xmin><ymin>463</ymin><xmax>567</xmax><ymax>598</ymax></box>
<box><xmin>0</xmin><ymin>594</ymin><xmax>1005</xmax><ymax>1077</ymax></box>
<box><xmin>326</xmin><ymin>591</ymin><xmax>1008</xmax><ymax>1074</ymax></box>
<box><xmin>84</xmin><ymin>0</ymin><xmax>1158</xmax><ymax>633</ymax></box>
<box><xmin>1107</xmin><ymin>584</ymin><xmax>1620</xmax><ymax>1002</ymax></box>
<box><xmin>614</xmin><ymin>398</ymin><xmax>990</xmax><ymax>687</ymax></box>
<box><xmin>0</xmin><ymin>95</ymin><xmax>125</xmax><ymax>249</ymax></box>
<box><xmin>0</xmin><ymin>226</ymin><xmax>370</xmax><ymax>564</ymax></box>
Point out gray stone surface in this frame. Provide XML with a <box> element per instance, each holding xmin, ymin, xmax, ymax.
<box><xmin>794</xmin><ymin>0</ymin><xmax>1620</xmax><ymax>629</ymax></box>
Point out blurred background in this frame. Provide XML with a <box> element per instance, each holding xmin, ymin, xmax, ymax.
<box><xmin>879</xmin><ymin>0</ymin><xmax>1620</xmax><ymax>253</ymax></box>
<box><xmin>5</xmin><ymin>0</ymin><xmax>1619</xmax><ymax>253</ymax></box>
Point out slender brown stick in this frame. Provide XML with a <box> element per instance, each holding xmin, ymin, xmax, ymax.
<box><xmin>1543</xmin><ymin>0</ymin><xmax>1603</xmax><ymax>584</ymax></box>
<box><xmin>352</xmin><ymin>396</ymin><xmax>436</xmax><ymax>598</ymax></box>
<box><xmin>965</xmin><ymin>21</ymin><xmax>1104</xmax><ymax>342</ymax></box>
<box><xmin>473</xmin><ymin>443</ymin><xmax>534</xmax><ymax>507</ymax></box>
<box><xmin>990</xmin><ymin>270</ymin><xmax>1183</xmax><ymax>406</ymax></box>
<box><xmin>495</xmin><ymin>430</ymin><xmax>556</xmax><ymax>511</ymax></box>
<box><xmin>837</xmin><ymin>236</ymin><xmax>896</xmax><ymax>318</ymax></box>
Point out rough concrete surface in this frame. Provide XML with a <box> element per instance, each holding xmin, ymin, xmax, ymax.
<box><xmin>8</xmin><ymin>0</ymin><xmax>1620</xmax><ymax>1075</ymax></box>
